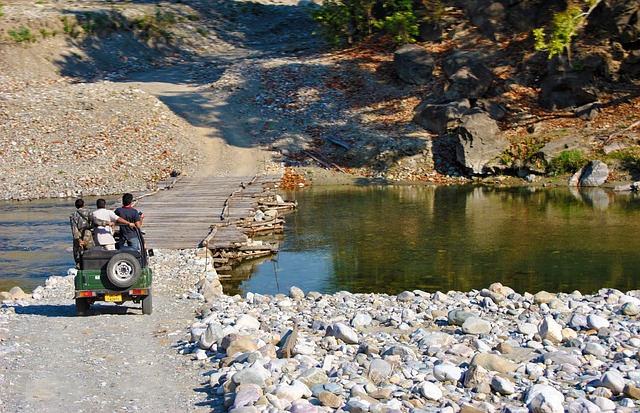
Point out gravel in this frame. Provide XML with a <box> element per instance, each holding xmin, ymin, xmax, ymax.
<box><xmin>0</xmin><ymin>77</ymin><xmax>202</xmax><ymax>200</ymax></box>
<box><xmin>5</xmin><ymin>252</ymin><xmax>640</xmax><ymax>412</ymax></box>
<box><xmin>0</xmin><ymin>250</ymin><xmax>212</xmax><ymax>412</ymax></box>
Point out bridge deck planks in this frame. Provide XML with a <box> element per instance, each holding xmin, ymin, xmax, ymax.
<box><xmin>135</xmin><ymin>175</ymin><xmax>281</xmax><ymax>250</ymax></box>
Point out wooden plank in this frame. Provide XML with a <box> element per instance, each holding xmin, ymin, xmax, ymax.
<box><xmin>135</xmin><ymin>174</ymin><xmax>283</xmax><ymax>249</ymax></box>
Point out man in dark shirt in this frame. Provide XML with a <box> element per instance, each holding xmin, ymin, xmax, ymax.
<box><xmin>115</xmin><ymin>193</ymin><xmax>143</xmax><ymax>250</ymax></box>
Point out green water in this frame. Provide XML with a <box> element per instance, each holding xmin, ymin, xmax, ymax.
<box><xmin>222</xmin><ymin>184</ymin><xmax>640</xmax><ymax>296</ymax></box>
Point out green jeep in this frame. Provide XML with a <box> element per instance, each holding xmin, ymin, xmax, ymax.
<box><xmin>74</xmin><ymin>228</ymin><xmax>153</xmax><ymax>316</ymax></box>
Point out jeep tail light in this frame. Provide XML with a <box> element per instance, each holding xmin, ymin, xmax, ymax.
<box><xmin>77</xmin><ymin>291</ymin><xmax>96</xmax><ymax>297</ymax></box>
<box><xmin>129</xmin><ymin>289</ymin><xmax>148</xmax><ymax>295</ymax></box>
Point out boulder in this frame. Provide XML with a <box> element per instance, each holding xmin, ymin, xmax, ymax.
<box><xmin>567</xmin><ymin>398</ymin><xmax>601</xmax><ymax>413</ymax></box>
<box><xmin>599</xmin><ymin>369</ymin><xmax>626</xmax><ymax>395</ymax></box>
<box><xmin>469</xmin><ymin>1</ymin><xmax>506</xmax><ymax>39</ymax></box>
<box><xmin>226</xmin><ymin>337</ymin><xmax>259</xmax><ymax>356</ymax></box>
<box><xmin>504</xmin><ymin>0</ymin><xmax>549</xmax><ymax>32</ymax></box>
<box><xmin>620</xmin><ymin>49</ymin><xmax>640</xmax><ymax>78</ymax></box>
<box><xmin>327</xmin><ymin>322</ymin><xmax>358</xmax><ymax>344</ymax></box>
<box><xmin>8</xmin><ymin>286</ymin><xmax>30</xmax><ymax>300</ymax></box>
<box><xmin>317</xmin><ymin>392</ymin><xmax>342</xmax><ymax>409</ymax></box>
<box><xmin>298</xmin><ymin>368</ymin><xmax>328</xmax><ymax>389</ymax></box>
<box><xmin>575</xmin><ymin>101</ymin><xmax>602</xmax><ymax>121</ymax></box>
<box><xmin>443</xmin><ymin>51</ymin><xmax>489</xmax><ymax>77</ymax></box>
<box><xmin>419</xmin><ymin>381</ymin><xmax>443</xmax><ymax>401</ymax></box>
<box><xmin>445</xmin><ymin>63</ymin><xmax>493</xmax><ymax>100</ymax></box>
<box><xmin>454</xmin><ymin>108</ymin><xmax>509</xmax><ymax>174</ymax></box>
<box><xmin>413</xmin><ymin>99</ymin><xmax>470</xmax><ymax>135</ymax></box>
<box><xmin>433</xmin><ymin>364</ymin><xmax>464</xmax><ymax>382</ymax></box>
<box><xmin>198</xmin><ymin>322</ymin><xmax>225</xmax><ymax>350</ymax></box>
<box><xmin>622</xmin><ymin>302</ymin><xmax>640</xmax><ymax>316</ymax></box>
<box><xmin>447</xmin><ymin>309</ymin><xmax>475</xmax><ymax>326</ymax></box>
<box><xmin>382</xmin><ymin>345</ymin><xmax>417</xmax><ymax>362</ymax></box>
<box><xmin>578</xmin><ymin>160</ymin><xmax>609</xmax><ymax>187</ymax></box>
<box><xmin>525</xmin><ymin>384</ymin><xmax>565</xmax><ymax>413</ymax></box>
<box><xmin>367</xmin><ymin>359</ymin><xmax>393</xmax><ymax>385</ymax></box>
<box><xmin>470</xmin><ymin>353</ymin><xmax>517</xmax><ymax>374</ymax></box>
<box><xmin>539</xmin><ymin>316</ymin><xmax>563</xmax><ymax>343</ymax></box>
<box><xmin>195</xmin><ymin>277</ymin><xmax>223</xmax><ymax>301</ymax></box>
<box><xmin>589</xmin><ymin>0</ymin><xmax>640</xmax><ymax>46</ymax></box>
<box><xmin>393</xmin><ymin>44</ymin><xmax>435</xmax><ymax>85</ymax></box>
<box><xmin>289</xmin><ymin>286</ymin><xmax>305</xmax><ymax>300</ymax></box>
<box><xmin>537</xmin><ymin>136</ymin><xmax>591</xmax><ymax>164</ymax></box>
<box><xmin>417</xmin><ymin>21</ymin><xmax>442</xmax><ymax>43</ymax></box>
<box><xmin>463</xmin><ymin>364</ymin><xmax>490</xmax><ymax>389</ymax></box>
<box><xmin>491</xmin><ymin>375</ymin><xmax>515</xmax><ymax>395</ymax></box>
<box><xmin>461</xmin><ymin>317</ymin><xmax>492</xmax><ymax>335</ymax></box>
<box><xmin>539</xmin><ymin>71</ymin><xmax>599</xmax><ymax>110</ymax></box>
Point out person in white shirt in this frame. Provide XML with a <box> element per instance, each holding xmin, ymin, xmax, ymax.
<box><xmin>92</xmin><ymin>198</ymin><xmax>134</xmax><ymax>250</ymax></box>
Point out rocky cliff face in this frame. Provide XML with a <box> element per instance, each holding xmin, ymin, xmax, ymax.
<box><xmin>394</xmin><ymin>0</ymin><xmax>640</xmax><ymax>178</ymax></box>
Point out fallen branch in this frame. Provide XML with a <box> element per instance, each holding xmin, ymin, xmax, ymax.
<box><xmin>604</xmin><ymin>119</ymin><xmax>640</xmax><ymax>144</ymax></box>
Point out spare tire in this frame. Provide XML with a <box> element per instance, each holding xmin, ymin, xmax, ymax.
<box><xmin>106</xmin><ymin>253</ymin><xmax>141</xmax><ymax>288</ymax></box>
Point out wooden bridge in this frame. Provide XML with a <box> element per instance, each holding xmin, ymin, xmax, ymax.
<box><xmin>133</xmin><ymin>174</ymin><xmax>288</xmax><ymax>258</ymax></box>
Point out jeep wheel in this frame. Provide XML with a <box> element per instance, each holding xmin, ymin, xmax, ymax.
<box><xmin>76</xmin><ymin>298</ymin><xmax>90</xmax><ymax>316</ymax></box>
<box><xmin>106</xmin><ymin>253</ymin><xmax>141</xmax><ymax>288</ymax></box>
<box><xmin>142</xmin><ymin>294</ymin><xmax>152</xmax><ymax>315</ymax></box>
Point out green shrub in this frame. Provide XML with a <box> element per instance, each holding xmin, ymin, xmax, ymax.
<box><xmin>61</xmin><ymin>16</ymin><xmax>74</xmax><ymax>35</ymax></box>
<box><xmin>311</xmin><ymin>0</ymin><xmax>375</xmax><ymax>46</ymax></box>
<box><xmin>374</xmin><ymin>11</ymin><xmax>417</xmax><ymax>44</ymax></box>
<box><xmin>311</xmin><ymin>0</ymin><xmax>425</xmax><ymax>46</ymax></box>
<box><xmin>155</xmin><ymin>9</ymin><xmax>176</xmax><ymax>24</ymax></box>
<box><xmin>603</xmin><ymin>146</ymin><xmax>640</xmax><ymax>174</ymax></box>
<box><xmin>419</xmin><ymin>0</ymin><xmax>444</xmax><ymax>24</ymax></box>
<box><xmin>0</xmin><ymin>4</ymin><xmax>4</xmax><ymax>18</ymax></box>
<box><xmin>533</xmin><ymin>0</ymin><xmax>602</xmax><ymax>62</ymax></box>
<box><xmin>40</xmin><ymin>28</ymin><xmax>58</xmax><ymax>38</ymax></box>
<box><xmin>499</xmin><ymin>136</ymin><xmax>547</xmax><ymax>166</ymax></box>
<box><xmin>548</xmin><ymin>150</ymin><xmax>589</xmax><ymax>175</ymax></box>
<box><xmin>131</xmin><ymin>8</ymin><xmax>176</xmax><ymax>42</ymax></box>
<box><xmin>78</xmin><ymin>12</ymin><xmax>116</xmax><ymax>34</ymax></box>
<box><xmin>9</xmin><ymin>28</ymin><xmax>36</xmax><ymax>43</ymax></box>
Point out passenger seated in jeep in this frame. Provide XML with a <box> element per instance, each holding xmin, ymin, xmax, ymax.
<box><xmin>92</xmin><ymin>198</ymin><xmax>135</xmax><ymax>250</ymax></box>
<box><xmin>70</xmin><ymin>198</ymin><xmax>112</xmax><ymax>267</ymax></box>
<box><xmin>115</xmin><ymin>193</ymin><xmax>143</xmax><ymax>251</ymax></box>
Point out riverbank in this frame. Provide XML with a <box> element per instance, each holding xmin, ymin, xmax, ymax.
<box><xmin>3</xmin><ymin>249</ymin><xmax>640</xmax><ymax>412</ymax></box>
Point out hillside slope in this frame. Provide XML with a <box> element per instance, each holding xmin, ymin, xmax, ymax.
<box><xmin>1</xmin><ymin>0</ymin><xmax>639</xmax><ymax>199</ymax></box>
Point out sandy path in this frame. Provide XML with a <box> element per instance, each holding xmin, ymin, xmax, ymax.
<box><xmin>123</xmin><ymin>62</ymin><xmax>274</xmax><ymax>178</ymax></box>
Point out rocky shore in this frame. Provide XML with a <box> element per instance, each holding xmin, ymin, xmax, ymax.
<box><xmin>4</xmin><ymin>249</ymin><xmax>639</xmax><ymax>412</ymax></box>
<box><xmin>183</xmin><ymin>272</ymin><xmax>640</xmax><ymax>413</ymax></box>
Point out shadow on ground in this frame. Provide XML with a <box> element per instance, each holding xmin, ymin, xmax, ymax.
<box><xmin>14</xmin><ymin>302</ymin><xmax>145</xmax><ymax>317</ymax></box>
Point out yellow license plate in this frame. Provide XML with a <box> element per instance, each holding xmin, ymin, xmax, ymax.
<box><xmin>104</xmin><ymin>293</ymin><xmax>122</xmax><ymax>302</ymax></box>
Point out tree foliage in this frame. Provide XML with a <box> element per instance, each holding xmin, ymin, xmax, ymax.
<box><xmin>311</xmin><ymin>0</ymin><xmax>438</xmax><ymax>46</ymax></box>
<box><xmin>533</xmin><ymin>0</ymin><xmax>602</xmax><ymax>62</ymax></box>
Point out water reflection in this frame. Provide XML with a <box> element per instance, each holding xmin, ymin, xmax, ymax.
<box><xmin>223</xmin><ymin>185</ymin><xmax>640</xmax><ymax>296</ymax></box>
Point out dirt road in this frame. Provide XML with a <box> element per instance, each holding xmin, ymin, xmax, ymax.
<box><xmin>123</xmin><ymin>61</ymin><xmax>274</xmax><ymax>178</ymax></box>
<box><xmin>0</xmin><ymin>252</ymin><xmax>212</xmax><ymax>412</ymax></box>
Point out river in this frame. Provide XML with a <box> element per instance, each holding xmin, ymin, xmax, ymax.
<box><xmin>0</xmin><ymin>196</ymin><xmax>120</xmax><ymax>292</ymax></box>
<box><xmin>221</xmin><ymin>184</ymin><xmax>640</xmax><ymax>296</ymax></box>
<box><xmin>3</xmin><ymin>185</ymin><xmax>640</xmax><ymax>296</ymax></box>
